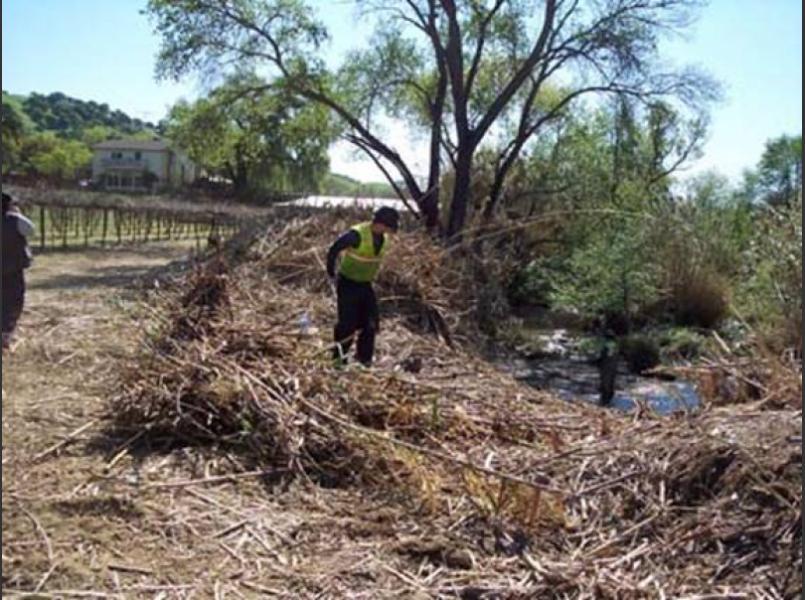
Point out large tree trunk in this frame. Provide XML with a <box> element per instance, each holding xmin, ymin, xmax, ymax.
<box><xmin>446</xmin><ymin>148</ymin><xmax>474</xmax><ymax>239</ymax></box>
<box><xmin>421</xmin><ymin>114</ymin><xmax>444</xmax><ymax>231</ymax></box>
<box><xmin>422</xmin><ymin>107</ymin><xmax>444</xmax><ymax>230</ymax></box>
<box><xmin>423</xmin><ymin>57</ymin><xmax>449</xmax><ymax>232</ymax></box>
<box><xmin>225</xmin><ymin>159</ymin><xmax>248</xmax><ymax>197</ymax></box>
<box><xmin>420</xmin><ymin>189</ymin><xmax>441</xmax><ymax>231</ymax></box>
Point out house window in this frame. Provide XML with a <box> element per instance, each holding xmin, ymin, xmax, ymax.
<box><xmin>106</xmin><ymin>174</ymin><xmax>120</xmax><ymax>187</ymax></box>
<box><xmin>120</xmin><ymin>175</ymin><xmax>132</xmax><ymax>188</ymax></box>
<box><xmin>111</xmin><ymin>151</ymin><xmax>123</xmax><ymax>160</ymax></box>
<box><xmin>134</xmin><ymin>151</ymin><xmax>142</xmax><ymax>160</ymax></box>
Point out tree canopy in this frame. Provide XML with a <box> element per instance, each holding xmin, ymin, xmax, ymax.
<box><xmin>165</xmin><ymin>78</ymin><xmax>339</xmax><ymax>196</ymax></box>
<box><xmin>754</xmin><ymin>134</ymin><xmax>802</xmax><ymax>207</ymax></box>
<box><xmin>146</xmin><ymin>0</ymin><xmax>718</xmax><ymax>236</ymax></box>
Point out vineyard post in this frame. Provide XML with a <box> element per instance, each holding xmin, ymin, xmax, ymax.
<box><xmin>102</xmin><ymin>208</ymin><xmax>109</xmax><ymax>246</ymax></box>
<box><xmin>39</xmin><ymin>205</ymin><xmax>46</xmax><ymax>250</ymax></box>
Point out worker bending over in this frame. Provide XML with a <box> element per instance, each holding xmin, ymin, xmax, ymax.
<box><xmin>326</xmin><ymin>207</ymin><xmax>399</xmax><ymax>367</ymax></box>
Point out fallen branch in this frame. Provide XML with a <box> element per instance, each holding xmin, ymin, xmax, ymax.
<box><xmin>32</xmin><ymin>419</ymin><xmax>98</xmax><ymax>463</ymax></box>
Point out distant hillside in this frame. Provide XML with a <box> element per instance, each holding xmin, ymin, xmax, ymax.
<box><xmin>2</xmin><ymin>90</ymin><xmax>156</xmax><ymax>138</ymax></box>
<box><xmin>2</xmin><ymin>92</ymin><xmax>36</xmax><ymax>132</ymax></box>
<box><xmin>321</xmin><ymin>172</ymin><xmax>398</xmax><ymax>198</ymax></box>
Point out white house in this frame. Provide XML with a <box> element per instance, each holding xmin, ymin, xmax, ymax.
<box><xmin>91</xmin><ymin>139</ymin><xmax>197</xmax><ymax>192</ymax></box>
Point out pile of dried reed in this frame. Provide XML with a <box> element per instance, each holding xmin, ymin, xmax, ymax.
<box><xmin>113</xmin><ymin>211</ymin><xmax>801</xmax><ymax>597</ymax></box>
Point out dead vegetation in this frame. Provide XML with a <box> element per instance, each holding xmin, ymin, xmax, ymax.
<box><xmin>91</xmin><ymin>211</ymin><xmax>801</xmax><ymax>598</ymax></box>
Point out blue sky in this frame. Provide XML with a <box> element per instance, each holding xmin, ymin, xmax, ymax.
<box><xmin>2</xmin><ymin>0</ymin><xmax>801</xmax><ymax>183</ymax></box>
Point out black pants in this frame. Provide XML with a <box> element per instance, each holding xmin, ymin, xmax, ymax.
<box><xmin>333</xmin><ymin>276</ymin><xmax>378</xmax><ymax>365</ymax></box>
<box><xmin>2</xmin><ymin>271</ymin><xmax>26</xmax><ymax>336</ymax></box>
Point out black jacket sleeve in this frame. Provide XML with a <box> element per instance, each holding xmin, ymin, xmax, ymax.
<box><xmin>326</xmin><ymin>230</ymin><xmax>361</xmax><ymax>277</ymax></box>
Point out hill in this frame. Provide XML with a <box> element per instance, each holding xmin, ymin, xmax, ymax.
<box><xmin>1</xmin><ymin>90</ymin><xmax>157</xmax><ymax>138</ymax></box>
<box><xmin>321</xmin><ymin>172</ymin><xmax>398</xmax><ymax>198</ymax></box>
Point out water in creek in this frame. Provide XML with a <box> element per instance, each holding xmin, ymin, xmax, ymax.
<box><xmin>500</xmin><ymin>329</ymin><xmax>702</xmax><ymax>415</ymax></box>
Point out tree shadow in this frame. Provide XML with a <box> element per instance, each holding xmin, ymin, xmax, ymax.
<box><xmin>29</xmin><ymin>255</ymin><xmax>198</xmax><ymax>291</ymax></box>
<box><xmin>83</xmin><ymin>421</ymin><xmax>289</xmax><ymax>491</ymax></box>
<box><xmin>32</xmin><ymin>242</ymin><xmax>200</xmax><ymax>257</ymax></box>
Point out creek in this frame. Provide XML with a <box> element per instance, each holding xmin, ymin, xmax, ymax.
<box><xmin>498</xmin><ymin>328</ymin><xmax>702</xmax><ymax>415</ymax></box>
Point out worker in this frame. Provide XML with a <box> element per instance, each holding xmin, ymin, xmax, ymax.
<box><xmin>326</xmin><ymin>207</ymin><xmax>399</xmax><ymax>367</ymax></box>
<box><xmin>2</xmin><ymin>192</ymin><xmax>35</xmax><ymax>351</ymax></box>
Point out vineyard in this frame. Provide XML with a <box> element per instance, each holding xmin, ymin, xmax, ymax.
<box><xmin>6</xmin><ymin>185</ymin><xmax>268</xmax><ymax>250</ymax></box>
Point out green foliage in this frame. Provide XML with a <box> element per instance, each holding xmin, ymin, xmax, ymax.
<box><xmin>619</xmin><ymin>334</ymin><xmax>661</xmax><ymax>374</ymax></box>
<box><xmin>147</xmin><ymin>0</ymin><xmax>329</xmax><ymax>83</ymax></box>
<box><xmin>735</xmin><ymin>197</ymin><xmax>802</xmax><ymax>352</ymax></box>
<box><xmin>512</xmin><ymin>101</ymin><xmax>752</xmax><ymax>334</ymax></box>
<box><xmin>80</xmin><ymin>125</ymin><xmax>121</xmax><ymax>145</ymax></box>
<box><xmin>550</xmin><ymin>212</ymin><xmax>661</xmax><ymax>328</ymax></box>
<box><xmin>1</xmin><ymin>101</ymin><xmax>26</xmax><ymax>141</ymax></box>
<box><xmin>165</xmin><ymin>77</ymin><xmax>338</xmax><ymax>195</ymax></box>
<box><xmin>320</xmin><ymin>173</ymin><xmax>396</xmax><ymax>198</ymax></box>
<box><xmin>660</xmin><ymin>327</ymin><xmax>706</xmax><ymax>360</ymax></box>
<box><xmin>23</xmin><ymin>133</ymin><xmax>93</xmax><ymax>180</ymax></box>
<box><xmin>645</xmin><ymin>173</ymin><xmax>752</xmax><ymax>328</ymax></box>
<box><xmin>21</xmin><ymin>91</ymin><xmax>155</xmax><ymax>137</ymax></box>
<box><xmin>745</xmin><ymin>134</ymin><xmax>803</xmax><ymax>206</ymax></box>
<box><xmin>145</xmin><ymin>0</ymin><xmax>717</xmax><ymax>234</ymax></box>
<box><xmin>548</xmin><ymin>173</ymin><xmax>665</xmax><ymax>327</ymax></box>
<box><xmin>2</xmin><ymin>101</ymin><xmax>27</xmax><ymax>174</ymax></box>
<box><xmin>2</xmin><ymin>91</ymin><xmax>36</xmax><ymax>132</ymax></box>
<box><xmin>3</xmin><ymin>90</ymin><xmax>159</xmax><ymax>179</ymax></box>
<box><xmin>508</xmin><ymin>256</ymin><xmax>560</xmax><ymax>307</ymax></box>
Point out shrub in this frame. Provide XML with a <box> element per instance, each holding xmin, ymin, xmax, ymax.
<box><xmin>550</xmin><ymin>214</ymin><xmax>661</xmax><ymax>331</ymax></box>
<box><xmin>735</xmin><ymin>198</ymin><xmax>802</xmax><ymax>354</ymax></box>
<box><xmin>660</xmin><ymin>327</ymin><xmax>706</xmax><ymax>360</ymax></box>
<box><xmin>668</xmin><ymin>271</ymin><xmax>730</xmax><ymax>329</ymax></box>
<box><xmin>619</xmin><ymin>334</ymin><xmax>661</xmax><ymax>374</ymax></box>
<box><xmin>508</xmin><ymin>256</ymin><xmax>559</xmax><ymax>307</ymax></box>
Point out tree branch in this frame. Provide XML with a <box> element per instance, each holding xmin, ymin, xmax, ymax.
<box><xmin>474</xmin><ymin>0</ymin><xmax>558</xmax><ymax>142</ymax></box>
<box><xmin>347</xmin><ymin>134</ymin><xmax>422</xmax><ymax>217</ymax></box>
<box><xmin>465</xmin><ymin>0</ymin><xmax>507</xmax><ymax>98</ymax></box>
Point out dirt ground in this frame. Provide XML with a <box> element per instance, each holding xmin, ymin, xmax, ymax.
<box><xmin>1</xmin><ymin>244</ymin><xmax>486</xmax><ymax>599</ymax></box>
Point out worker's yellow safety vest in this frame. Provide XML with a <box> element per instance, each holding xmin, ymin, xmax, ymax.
<box><xmin>339</xmin><ymin>222</ymin><xmax>389</xmax><ymax>283</ymax></box>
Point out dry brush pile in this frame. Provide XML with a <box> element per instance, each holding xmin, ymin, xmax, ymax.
<box><xmin>113</xmin><ymin>211</ymin><xmax>802</xmax><ymax>598</ymax></box>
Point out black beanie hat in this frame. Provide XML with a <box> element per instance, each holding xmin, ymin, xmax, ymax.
<box><xmin>373</xmin><ymin>206</ymin><xmax>400</xmax><ymax>231</ymax></box>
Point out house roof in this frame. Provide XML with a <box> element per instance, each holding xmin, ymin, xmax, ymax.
<box><xmin>93</xmin><ymin>139</ymin><xmax>170</xmax><ymax>151</ymax></box>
